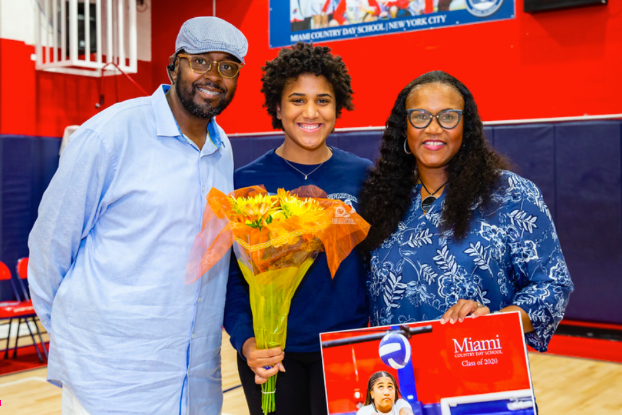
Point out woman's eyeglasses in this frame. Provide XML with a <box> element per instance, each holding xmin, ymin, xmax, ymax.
<box><xmin>407</xmin><ymin>109</ymin><xmax>463</xmax><ymax>129</ymax></box>
<box><xmin>177</xmin><ymin>54</ymin><xmax>242</xmax><ymax>79</ymax></box>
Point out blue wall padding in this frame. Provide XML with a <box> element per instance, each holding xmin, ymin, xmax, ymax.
<box><xmin>1</xmin><ymin>121</ymin><xmax>621</xmax><ymax>324</ymax></box>
<box><xmin>483</xmin><ymin>126</ymin><xmax>495</xmax><ymax>147</ymax></box>
<box><xmin>492</xmin><ymin>124</ymin><xmax>556</xmax><ymax>219</ymax></box>
<box><xmin>229</xmin><ymin>135</ymin><xmax>283</xmax><ymax>169</ymax></box>
<box><xmin>0</xmin><ymin>135</ymin><xmax>60</xmax><ymax>301</ymax></box>
<box><xmin>554</xmin><ymin>122</ymin><xmax>622</xmax><ymax>322</ymax></box>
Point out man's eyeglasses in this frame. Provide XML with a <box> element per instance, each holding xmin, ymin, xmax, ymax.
<box><xmin>177</xmin><ymin>54</ymin><xmax>242</xmax><ymax>79</ymax></box>
<box><xmin>407</xmin><ymin>109</ymin><xmax>463</xmax><ymax>129</ymax></box>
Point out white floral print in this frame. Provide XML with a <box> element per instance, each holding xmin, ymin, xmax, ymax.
<box><xmin>369</xmin><ymin>171</ymin><xmax>574</xmax><ymax>352</ymax></box>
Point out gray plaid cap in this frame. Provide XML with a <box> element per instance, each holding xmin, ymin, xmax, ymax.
<box><xmin>175</xmin><ymin>17</ymin><xmax>248</xmax><ymax>64</ymax></box>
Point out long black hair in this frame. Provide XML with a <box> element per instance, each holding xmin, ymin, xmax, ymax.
<box><xmin>363</xmin><ymin>371</ymin><xmax>402</xmax><ymax>409</ymax></box>
<box><xmin>359</xmin><ymin>71</ymin><xmax>509</xmax><ymax>252</ymax></box>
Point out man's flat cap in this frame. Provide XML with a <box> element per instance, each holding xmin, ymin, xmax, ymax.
<box><xmin>175</xmin><ymin>17</ymin><xmax>248</xmax><ymax>64</ymax></box>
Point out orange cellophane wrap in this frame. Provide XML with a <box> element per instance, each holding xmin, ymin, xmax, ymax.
<box><xmin>186</xmin><ymin>185</ymin><xmax>371</xmax><ymax>283</ymax></box>
<box><xmin>185</xmin><ymin>185</ymin><xmax>369</xmax><ymax>414</ymax></box>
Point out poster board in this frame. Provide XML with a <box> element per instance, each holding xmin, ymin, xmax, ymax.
<box><xmin>270</xmin><ymin>0</ymin><xmax>516</xmax><ymax>48</ymax></box>
<box><xmin>320</xmin><ymin>312</ymin><xmax>536</xmax><ymax>415</ymax></box>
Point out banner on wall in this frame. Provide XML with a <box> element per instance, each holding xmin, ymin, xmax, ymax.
<box><xmin>270</xmin><ymin>0</ymin><xmax>515</xmax><ymax>48</ymax></box>
<box><xmin>320</xmin><ymin>312</ymin><xmax>536</xmax><ymax>415</ymax></box>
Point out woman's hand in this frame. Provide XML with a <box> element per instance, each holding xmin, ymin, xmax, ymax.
<box><xmin>242</xmin><ymin>337</ymin><xmax>285</xmax><ymax>385</ymax></box>
<box><xmin>500</xmin><ymin>305</ymin><xmax>534</xmax><ymax>332</ymax></box>
<box><xmin>399</xmin><ymin>408</ymin><xmax>415</xmax><ymax>415</ymax></box>
<box><xmin>440</xmin><ymin>301</ymin><xmax>535</xmax><ymax>333</ymax></box>
<box><xmin>440</xmin><ymin>299</ymin><xmax>490</xmax><ymax>324</ymax></box>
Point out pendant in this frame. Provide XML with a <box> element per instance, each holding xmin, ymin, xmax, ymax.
<box><xmin>421</xmin><ymin>196</ymin><xmax>436</xmax><ymax>213</ymax></box>
<box><xmin>304</xmin><ymin>175</ymin><xmax>308</xmax><ymax>180</ymax></box>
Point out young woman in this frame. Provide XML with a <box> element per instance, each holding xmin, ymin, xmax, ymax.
<box><xmin>359</xmin><ymin>71</ymin><xmax>573</xmax><ymax>351</ymax></box>
<box><xmin>224</xmin><ymin>42</ymin><xmax>372</xmax><ymax>415</ymax></box>
<box><xmin>357</xmin><ymin>372</ymin><xmax>414</xmax><ymax>415</ymax></box>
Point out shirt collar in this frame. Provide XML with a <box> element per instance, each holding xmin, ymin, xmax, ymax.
<box><xmin>151</xmin><ymin>85</ymin><xmax>223</xmax><ymax>151</ymax></box>
<box><xmin>152</xmin><ymin>85</ymin><xmax>180</xmax><ymax>138</ymax></box>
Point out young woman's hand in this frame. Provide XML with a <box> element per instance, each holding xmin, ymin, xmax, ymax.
<box><xmin>242</xmin><ymin>337</ymin><xmax>286</xmax><ymax>384</ymax></box>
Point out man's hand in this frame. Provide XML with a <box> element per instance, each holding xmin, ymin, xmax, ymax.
<box><xmin>440</xmin><ymin>299</ymin><xmax>490</xmax><ymax>324</ymax></box>
<box><xmin>242</xmin><ymin>337</ymin><xmax>285</xmax><ymax>384</ymax></box>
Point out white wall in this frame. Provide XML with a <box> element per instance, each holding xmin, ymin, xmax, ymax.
<box><xmin>0</xmin><ymin>0</ymin><xmax>38</xmax><ymax>44</ymax></box>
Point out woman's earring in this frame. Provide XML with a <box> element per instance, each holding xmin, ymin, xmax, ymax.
<box><xmin>404</xmin><ymin>139</ymin><xmax>412</xmax><ymax>155</ymax></box>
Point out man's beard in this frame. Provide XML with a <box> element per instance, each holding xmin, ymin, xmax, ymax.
<box><xmin>175</xmin><ymin>76</ymin><xmax>236</xmax><ymax>119</ymax></box>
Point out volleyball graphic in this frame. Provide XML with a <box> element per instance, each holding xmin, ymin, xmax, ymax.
<box><xmin>379</xmin><ymin>332</ymin><xmax>412</xmax><ymax>369</ymax></box>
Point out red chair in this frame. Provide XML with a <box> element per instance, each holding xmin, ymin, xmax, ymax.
<box><xmin>15</xmin><ymin>258</ymin><xmax>48</xmax><ymax>360</ymax></box>
<box><xmin>0</xmin><ymin>260</ymin><xmax>45</xmax><ymax>363</ymax></box>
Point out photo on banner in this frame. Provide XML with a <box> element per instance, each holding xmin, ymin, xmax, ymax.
<box><xmin>319</xmin><ymin>312</ymin><xmax>537</xmax><ymax>415</ymax></box>
<box><xmin>270</xmin><ymin>0</ymin><xmax>515</xmax><ymax>47</ymax></box>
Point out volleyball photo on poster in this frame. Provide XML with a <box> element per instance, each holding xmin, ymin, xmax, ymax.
<box><xmin>379</xmin><ymin>332</ymin><xmax>412</xmax><ymax>369</ymax></box>
<box><xmin>319</xmin><ymin>312</ymin><xmax>537</xmax><ymax>415</ymax></box>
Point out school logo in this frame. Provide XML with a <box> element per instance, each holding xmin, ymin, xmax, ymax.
<box><xmin>328</xmin><ymin>193</ymin><xmax>358</xmax><ymax>224</ymax></box>
<box><xmin>452</xmin><ymin>335</ymin><xmax>504</xmax><ymax>356</ymax></box>
<box><xmin>333</xmin><ymin>205</ymin><xmax>356</xmax><ymax>224</ymax></box>
<box><xmin>466</xmin><ymin>0</ymin><xmax>504</xmax><ymax>17</ymax></box>
<box><xmin>327</xmin><ymin>193</ymin><xmax>358</xmax><ymax>211</ymax></box>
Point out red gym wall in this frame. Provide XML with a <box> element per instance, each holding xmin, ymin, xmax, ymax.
<box><xmin>0</xmin><ymin>0</ymin><xmax>620</xmax><ymax>138</ymax></box>
<box><xmin>156</xmin><ymin>0</ymin><xmax>622</xmax><ymax>135</ymax></box>
<box><xmin>0</xmin><ymin>41</ymin><xmax>155</xmax><ymax>138</ymax></box>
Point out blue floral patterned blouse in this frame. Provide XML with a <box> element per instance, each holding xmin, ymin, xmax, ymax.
<box><xmin>369</xmin><ymin>171</ymin><xmax>573</xmax><ymax>352</ymax></box>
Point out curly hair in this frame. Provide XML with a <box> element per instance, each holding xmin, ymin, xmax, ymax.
<box><xmin>261</xmin><ymin>42</ymin><xmax>354</xmax><ymax>129</ymax></box>
<box><xmin>359</xmin><ymin>71</ymin><xmax>509</xmax><ymax>253</ymax></box>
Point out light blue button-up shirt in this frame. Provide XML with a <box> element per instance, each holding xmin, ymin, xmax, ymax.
<box><xmin>28</xmin><ymin>85</ymin><xmax>233</xmax><ymax>414</ymax></box>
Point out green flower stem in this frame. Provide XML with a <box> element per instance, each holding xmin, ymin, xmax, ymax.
<box><xmin>261</xmin><ymin>373</ymin><xmax>277</xmax><ymax>414</ymax></box>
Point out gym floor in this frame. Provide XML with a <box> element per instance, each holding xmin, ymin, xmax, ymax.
<box><xmin>0</xmin><ymin>331</ymin><xmax>620</xmax><ymax>414</ymax></box>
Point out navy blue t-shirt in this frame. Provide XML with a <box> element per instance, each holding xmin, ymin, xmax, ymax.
<box><xmin>224</xmin><ymin>147</ymin><xmax>372</xmax><ymax>354</ymax></box>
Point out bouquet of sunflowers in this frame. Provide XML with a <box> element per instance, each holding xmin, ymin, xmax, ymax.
<box><xmin>186</xmin><ymin>185</ymin><xmax>369</xmax><ymax>414</ymax></box>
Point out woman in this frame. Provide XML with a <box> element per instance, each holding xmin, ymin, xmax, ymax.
<box><xmin>359</xmin><ymin>71</ymin><xmax>573</xmax><ymax>351</ymax></box>
<box><xmin>357</xmin><ymin>371</ymin><xmax>414</xmax><ymax>415</ymax></box>
<box><xmin>224</xmin><ymin>42</ymin><xmax>372</xmax><ymax>415</ymax></box>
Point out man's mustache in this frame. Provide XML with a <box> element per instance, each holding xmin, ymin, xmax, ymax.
<box><xmin>193</xmin><ymin>81</ymin><xmax>225</xmax><ymax>93</ymax></box>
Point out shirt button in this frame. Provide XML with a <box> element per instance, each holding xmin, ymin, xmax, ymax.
<box><xmin>197</xmin><ymin>297</ymin><xmax>202</xmax><ymax>302</ymax></box>
<box><xmin>202</xmin><ymin>187</ymin><xmax>207</xmax><ymax>193</ymax></box>
<box><xmin>192</xmin><ymin>334</ymin><xmax>195</xmax><ymax>339</ymax></box>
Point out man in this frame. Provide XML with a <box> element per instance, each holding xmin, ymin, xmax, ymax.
<box><xmin>27</xmin><ymin>16</ymin><xmax>247</xmax><ymax>414</ymax></box>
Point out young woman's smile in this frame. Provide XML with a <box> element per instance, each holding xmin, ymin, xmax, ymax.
<box><xmin>277</xmin><ymin>74</ymin><xmax>337</xmax><ymax>157</ymax></box>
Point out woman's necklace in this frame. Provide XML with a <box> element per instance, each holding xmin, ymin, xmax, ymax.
<box><xmin>419</xmin><ymin>178</ymin><xmax>448</xmax><ymax>213</ymax></box>
<box><xmin>280</xmin><ymin>147</ymin><xmax>333</xmax><ymax>180</ymax></box>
